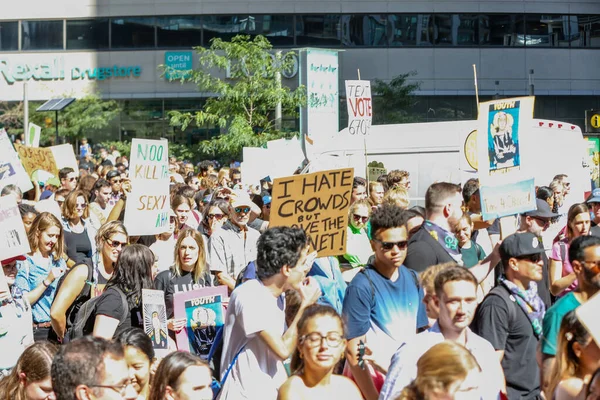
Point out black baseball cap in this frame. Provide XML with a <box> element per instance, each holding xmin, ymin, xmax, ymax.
<box><xmin>523</xmin><ymin>199</ymin><xmax>558</xmax><ymax>219</ymax></box>
<box><xmin>500</xmin><ymin>232</ymin><xmax>545</xmax><ymax>259</ymax></box>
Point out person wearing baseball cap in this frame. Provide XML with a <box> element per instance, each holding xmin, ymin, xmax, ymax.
<box><xmin>586</xmin><ymin>188</ymin><xmax>600</xmax><ymax>236</ymax></box>
<box><xmin>208</xmin><ymin>189</ymin><xmax>260</xmax><ymax>291</ymax></box>
<box><xmin>473</xmin><ymin>232</ymin><xmax>546</xmax><ymax>400</ymax></box>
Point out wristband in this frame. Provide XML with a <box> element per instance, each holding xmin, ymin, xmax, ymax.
<box><xmin>42</xmin><ymin>280</ymin><xmax>50</xmax><ymax>288</ymax></box>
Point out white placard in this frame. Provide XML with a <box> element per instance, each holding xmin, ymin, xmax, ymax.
<box><xmin>124</xmin><ymin>139</ymin><xmax>170</xmax><ymax>236</ymax></box>
<box><xmin>50</xmin><ymin>144</ymin><xmax>79</xmax><ymax>175</ymax></box>
<box><xmin>0</xmin><ymin>196</ymin><xmax>31</xmax><ymax>260</ymax></box>
<box><xmin>26</xmin><ymin>123</ymin><xmax>41</xmax><ymax>148</ymax></box>
<box><xmin>345</xmin><ymin>80</ymin><xmax>372</xmax><ymax>135</ymax></box>
<box><xmin>0</xmin><ymin>129</ymin><xmax>33</xmax><ymax>193</ymax></box>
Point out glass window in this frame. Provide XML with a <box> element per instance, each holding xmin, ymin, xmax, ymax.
<box><xmin>341</xmin><ymin>15</ymin><xmax>389</xmax><ymax>46</ymax></box>
<box><xmin>247</xmin><ymin>15</ymin><xmax>294</xmax><ymax>46</ymax></box>
<box><xmin>111</xmin><ymin>17</ymin><xmax>155</xmax><ymax>48</ymax></box>
<box><xmin>22</xmin><ymin>20</ymin><xmax>63</xmax><ymax>50</ymax></box>
<box><xmin>296</xmin><ymin>15</ymin><xmax>341</xmax><ymax>46</ymax></box>
<box><xmin>0</xmin><ymin>21</ymin><xmax>18</xmax><ymax>51</ymax></box>
<box><xmin>524</xmin><ymin>15</ymin><xmax>568</xmax><ymax>47</ymax></box>
<box><xmin>571</xmin><ymin>15</ymin><xmax>600</xmax><ymax>48</ymax></box>
<box><xmin>434</xmin><ymin>14</ymin><xmax>479</xmax><ymax>46</ymax></box>
<box><xmin>203</xmin><ymin>15</ymin><xmax>248</xmax><ymax>44</ymax></box>
<box><xmin>67</xmin><ymin>19</ymin><xmax>109</xmax><ymax>50</ymax></box>
<box><xmin>157</xmin><ymin>16</ymin><xmax>202</xmax><ymax>48</ymax></box>
<box><xmin>479</xmin><ymin>14</ymin><xmax>525</xmax><ymax>46</ymax></box>
<box><xmin>388</xmin><ymin>14</ymin><xmax>433</xmax><ymax>46</ymax></box>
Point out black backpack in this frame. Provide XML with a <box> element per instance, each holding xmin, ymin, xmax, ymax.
<box><xmin>65</xmin><ymin>286</ymin><xmax>128</xmax><ymax>342</ymax></box>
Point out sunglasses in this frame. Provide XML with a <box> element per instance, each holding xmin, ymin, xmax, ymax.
<box><xmin>234</xmin><ymin>207</ymin><xmax>250</xmax><ymax>214</ymax></box>
<box><xmin>68</xmin><ymin>177</ymin><xmax>77</xmax><ymax>182</ymax></box>
<box><xmin>517</xmin><ymin>253</ymin><xmax>542</xmax><ymax>263</ymax></box>
<box><xmin>353</xmin><ymin>214</ymin><xmax>369</xmax><ymax>223</ymax></box>
<box><xmin>532</xmin><ymin>217</ymin><xmax>550</xmax><ymax>227</ymax></box>
<box><xmin>372</xmin><ymin>239</ymin><xmax>408</xmax><ymax>251</ymax></box>
<box><xmin>76</xmin><ymin>203</ymin><xmax>88</xmax><ymax>209</ymax></box>
<box><xmin>581</xmin><ymin>260</ymin><xmax>600</xmax><ymax>276</ymax></box>
<box><xmin>106</xmin><ymin>240</ymin><xmax>128</xmax><ymax>249</ymax></box>
<box><xmin>264</xmin><ymin>203</ymin><xmax>271</xmax><ymax>209</ymax></box>
<box><xmin>208</xmin><ymin>213</ymin><xmax>225</xmax><ymax>220</ymax></box>
<box><xmin>111</xmin><ymin>179</ymin><xmax>122</xmax><ymax>184</ymax></box>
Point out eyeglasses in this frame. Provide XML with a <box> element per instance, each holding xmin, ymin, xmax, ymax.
<box><xmin>111</xmin><ymin>179</ymin><xmax>122</xmax><ymax>184</ymax></box>
<box><xmin>67</xmin><ymin>177</ymin><xmax>77</xmax><ymax>182</ymax></box>
<box><xmin>234</xmin><ymin>207</ymin><xmax>250</xmax><ymax>214</ymax></box>
<box><xmin>372</xmin><ymin>239</ymin><xmax>408</xmax><ymax>251</ymax></box>
<box><xmin>89</xmin><ymin>380</ymin><xmax>133</xmax><ymax>396</ymax></box>
<box><xmin>517</xmin><ymin>253</ymin><xmax>542</xmax><ymax>263</ymax></box>
<box><xmin>56</xmin><ymin>200</ymin><xmax>65</xmax><ymax>205</ymax></box>
<box><xmin>580</xmin><ymin>260</ymin><xmax>600</xmax><ymax>276</ymax></box>
<box><xmin>76</xmin><ymin>203</ymin><xmax>88</xmax><ymax>209</ymax></box>
<box><xmin>299</xmin><ymin>331</ymin><xmax>344</xmax><ymax>348</ymax></box>
<box><xmin>208</xmin><ymin>213</ymin><xmax>225</xmax><ymax>220</ymax></box>
<box><xmin>353</xmin><ymin>214</ymin><xmax>369</xmax><ymax>223</ymax></box>
<box><xmin>106</xmin><ymin>240</ymin><xmax>128</xmax><ymax>249</ymax></box>
<box><xmin>264</xmin><ymin>203</ymin><xmax>271</xmax><ymax>209</ymax></box>
<box><xmin>532</xmin><ymin>217</ymin><xmax>550</xmax><ymax>227</ymax></box>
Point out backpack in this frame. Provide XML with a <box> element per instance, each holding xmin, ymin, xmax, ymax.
<box><xmin>54</xmin><ymin>261</ymin><xmax>94</xmax><ymax>331</ymax></box>
<box><xmin>65</xmin><ymin>286</ymin><xmax>128</xmax><ymax>342</ymax></box>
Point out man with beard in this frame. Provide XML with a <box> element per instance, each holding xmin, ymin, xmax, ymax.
<box><xmin>404</xmin><ymin>182</ymin><xmax>500</xmax><ymax>282</ymax></box>
<box><xmin>541</xmin><ymin>235</ymin><xmax>600</xmax><ymax>395</ymax></box>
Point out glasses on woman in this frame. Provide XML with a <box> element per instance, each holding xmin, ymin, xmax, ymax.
<box><xmin>208</xmin><ymin>213</ymin><xmax>225</xmax><ymax>220</ymax></box>
<box><xmin>76</xmin><ymin>203</ymin><xmax>88</xmax><ymax>209</ymax></box>
<box><xmin>106</xmin><ymin>239</ymin><xmax>128</xmax><ymax>249</ymax></box>
<box><xmin>300</xmin><ymin>331</ymin><xmax>344</xmax><ymax>348</ymax></box>
<box><xmin>353</xmin><ymin>214</ymin><xmax>369</xmax><ymax>223</ymax></box>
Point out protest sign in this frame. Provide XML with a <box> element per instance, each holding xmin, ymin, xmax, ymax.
<box><xmin>477</xmin><ymin>97</ymin><xmax>536</xmax><ymax>220</ymax></box>
<box><xmin>270</xmin><ymin>168</ymin><xmax>353</xmax><ymax>257</ymax></box>
<box><xmin>345</xmin><ymin>80</ymin><xmax>372</xmax><ymax>135</ymax></box>
<box><xmin>0</xmin><ymin>130</ymin><xmax>33</xmax><ymax>193</ymax></box>
<box><xmin>124</xmin><ymin>139</ymin><xmax>170</xmax><ymax>236</ymax></box>
<box><xmin>26</xmin><ymin>123</ymin><xmax>41</xmax><ymax>147</ymax></box>
<box><xmin>14</xmin><ymin>144</ymin><xmax>59</xmax><ymax>178</ymax></box>
<box><xmin>142</xmin><ymin>289</ymin><xmax>169</xmax><ymax>357</ymax></box>
<box><xmin>174</xmin><ymin>286</ymin><xmax>227</xmax><ymax>358</ymax></box>
<box><xmin>50</xmin><ymin>144</ymin><xmax>78</xmax><ymax>173</ymax></box>
<box><xmin>368</xmin><ymin>166</ymin><xmax>386</xmax><ymax>182</ymax></box>
<box><xmin>0</xmin><ymin>196</ymin><xmax>31</xmax><ymax>260</ymax></box>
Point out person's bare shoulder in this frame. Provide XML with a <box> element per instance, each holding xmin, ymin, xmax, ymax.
<box><xmin>331</xmin><ymin>375</ymin><xmax>363</xmax><ymax>399</ymax></box>
<box><xmin>556</xmin><ymin>377</ymin><xmax>586</xmax><ymax>400</ymax></box>
<box><xmin>278</xmin><ymin>376</ymin><xmax>306</xmax><ymax>400</ymax></box>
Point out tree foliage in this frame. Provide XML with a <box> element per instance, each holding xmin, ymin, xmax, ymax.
<box><xmin>372</xmin><ymin>72</ymin><xmax>421</xmax><ymax>124</ymax></box>
<box><xmin>163</xmin><ymin>35</ymin><xmax>306</xmax><ymax>159</ymax></box>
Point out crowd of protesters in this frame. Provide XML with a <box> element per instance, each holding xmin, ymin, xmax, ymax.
<box><xmin>1</xmin><ymin>140</ymin><xmax>600</xmax><ymax>400</ymax></box>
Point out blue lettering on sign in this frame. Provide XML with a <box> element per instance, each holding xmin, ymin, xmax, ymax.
<box><xmin>164</xmin><ymin>51</ymin><xmax>193</xmax><ymax>80</ymax></box>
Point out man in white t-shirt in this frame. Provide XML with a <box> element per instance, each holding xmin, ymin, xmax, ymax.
<box><xmin>218</xmin><ymin>227</ymin><xmax>321</xmax><ymax>400</ymax></box>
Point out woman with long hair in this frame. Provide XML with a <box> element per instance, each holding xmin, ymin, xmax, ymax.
<box><xmin>92</xmin><ymin>244</ymin><xmax>155</xmax><ymax>339</ymax></box>
<box><xmin>278</xmin><ymin>304</ymin><xmax>361</xmax><ymax>399</ymax></box>
<box><xmin>50</xmin><ymin>221</ymin><xmax>129</xmax><ymax>341</ymax></box>
<box><xmin>61</xmin><ymin>189</ymin><xmax>97</xmax><ymax>268</ymax></box>
<box><xmin>550</xmin><ymin>203</ymin><xmax>591</xmax><ymax>297</ymax></box>
<box><xmin>171</xmin><ymin>195</ymin><xmax>194</xmax><ymax>233</ymax></box>
<box><xmin>547</xmin><ymin>311</ymin><xmax>600</xmax><ymax>400</ymax></box>
<box><xmin>198</xmin><ymin>199</ymin><xmax>230</xmax><ymax>241</ymax></box>
<box><xmin>116</xmin><ymin>328</ymin><xmax>155</xmax><ymax>400</ymax></box>
<box><xmin>399</xmin><ymin>341</ymin><xmax>482</xmax><ymax>400</ymax></box>
<box><xmin>154</xmin><ymin>229</ymin><xmax>212</xmax><ymax>335</ymax></box>
<box><xmin>0</xmin><ymin>342</ymin><xmax>58</xmax><ymax>400</ymax></box>
<box><xmin>15</xmin><ymin>212</ymin><xmax>67</xmax><ymax>342</ymax></box>
<box><xmin>342</xmin><ymin>200</ymin><xmax>373</xmax><ymax>280</ymax></box>
<box><xmin>148</xmin><ymin>352</ymin><xmax>213</xmax><ymax>400</ymax></box>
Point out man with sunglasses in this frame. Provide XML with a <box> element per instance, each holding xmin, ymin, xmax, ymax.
<box><xmin>473</xmin><ymin>232</ymin><xmax>547</xmax><ymax>400</ymax></box>
<box><xmin>106</xmin><ymin>170</ymin><xmax>123</xmax><ymax>208</ymax></box>
<box><xmin>59</xmin><ymin>167</ymin><xmax>78</xmax><ymax>192</ymax></box>
<box><xmin>343</xmin><ymin>204</ymin><xmax>428</xmax><ymax>400</ymax></box>
<box><xmin>209</xmin><ymin>190</ymin><xmax>260</xmax><ymax>291</ymax></box>
<box><xmin>540</xmin><ymin>235</ymin><xmax>600</xmax><ymax>396</ymax></box>
<box><xmin>585</xmin><ymin>188</ymin><xmax>600</xmax><ymax>237</ymax></box>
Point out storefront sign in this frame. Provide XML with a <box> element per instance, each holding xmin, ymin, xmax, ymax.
<box><xmin>0</xmin><ymin>57</ymin><xmax>142</xmax><ymax>84</ymax></box>
<box><xmin>165</xmin><ymin>51</ymin><xmax>193</xmax><ymax>80</ymax></box>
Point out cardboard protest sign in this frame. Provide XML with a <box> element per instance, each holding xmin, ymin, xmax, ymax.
<box><xmin>368</xmin><ymin>167</ymin><xmax>386</xmax><ymax>182</ymax></box>
<box><xmin>14</xmin><ymin>144</ymin><xmax>59</xmax><ymax>178</ymax></box>
<box><xmin>0</xmin><ymin>196</ymin><xmax>31</xmax><ymax>260</ymax></box>
<box><xmin>26</xmin><ymin>123</ymin><xmax>41</xmax><ymax>148</ymax></box>
<box><xmin>270</xmin><ymin>168</ymin><xmax>353</xmax><ymax>257</ymax></box>
<box><xmin>142</xmin><ymin>289</ymin><xmax>169</xmax><ymax>357</ymax></box>
<box><xmin>345</xmin><ymin>80</ymin><xmax>372</xmax><ymax>135</ymax></box>
<box><xmin>0</xmin><ymin>130</ymin><xmax>33</xmax><ymax>193</ymax></box>
<box><xmin>50</xmin><ymin>144</ymin><xmax>78</xmax><ymax>173</ymax></box>
<box><xmin>174</xmin><ymin>286</ymin><xmax>227</xmax><ymax>358</ymax></box>
<box><xmin>124</xmin><ymin>139</ymin><xmax>170</xmax><ymax>236</ymax></box>
<box><xmin>477</xmin><ymin>97</ymin><xmax>536</xmax><ymax>220</ymax></box>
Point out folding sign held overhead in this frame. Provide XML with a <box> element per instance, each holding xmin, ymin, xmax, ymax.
<box><xmin>345</xmin><ymin>80</ymin><xmax>372</xmax><ymax>135</ymax></box>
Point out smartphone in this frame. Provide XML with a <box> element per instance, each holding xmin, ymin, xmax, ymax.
<box><xmin>358</xmin><ymin>340</ymin><xmax>366</xmax><ymax>370</ymax></box>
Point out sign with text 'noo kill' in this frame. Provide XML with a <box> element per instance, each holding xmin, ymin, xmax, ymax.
<box><xmin>270</xmin><ymin>168</ymin><xmax>353</xmax><ymax>257</ymax></box>
<box><xmin>124</xmin><ymin>139</ymin><xmax>170</xmax><ymax>236</ymax></box>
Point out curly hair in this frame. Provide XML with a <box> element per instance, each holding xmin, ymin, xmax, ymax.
<box><xmin>370</xmin><ymin>204</ymin><xmax>406</xmax><ymax>239</ymax></box>
<box><xmin>256</xmin><ymin>227</ymin><xmax>307</xmax><ymax>281</ymax></box>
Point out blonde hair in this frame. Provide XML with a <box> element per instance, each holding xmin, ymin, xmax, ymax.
<box><xmin>61</xmin><ymin>190</ymin><xmax>90</xmax><ymax>221</ymax></box>
<box><xmin>382</xmin><ymin>186</ymin><xmax>410</xmax><ymax>209</ymax></box>
<box><xmin>172</xmin><ymin>228</ymin><xmax>208</xmax><ymax>283</ymax></box>
<box><xmin>399</xmin><ymin>341</ymin><xmax>481</xmax><ymax>400</ymax></box>
<box><xmin>420</xmin><ymin>262</ymin><xmax>454</xmax><ymax>296</ymax></box>
<box><xmin>96</xmin><ymin>220</ymin><xmax>129</xmax><ymax>248</ymax></box>
<box><xmin>28</xmin><ymin>212</ymin><xmax>65</xmax><ymax>260</ymax></box>
<box><xmin>348</xmin><ymin>199</ymin><xmax>371</xmax><ymax>225</ymax></box>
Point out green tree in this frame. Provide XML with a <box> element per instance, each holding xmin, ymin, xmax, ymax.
<box><xmin>163</xmin><ymin>35</ymin><xmax>306</xmax><ymax>159</ymax></box>
<box><xmin>372</xmin><ymin>71</ymin><xmax>421</xmax><ymax>124</ymax></box>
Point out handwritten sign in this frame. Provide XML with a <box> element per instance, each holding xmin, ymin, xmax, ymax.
<box><xmin>345</xmin><ymin>80</ymin><xmax>372</xmax><ymax>135</ymax></box>
<box><xmin>174</xmin><ymin>286</ymin><xmax>227</xmax><ymax>358</ymax></box>
<box><xmin>270</xmin><ymin>168</ymin><xmax>353</xmax><ymax>257</ymax></box>
<box><xmin>142</xmin><ymin>289</ymin><xmax>169</xmax><ymax>357</ymax></box>
<box><xmin>0</xmin><ymin>196</ymin><xmax>31</xmax><ymax>260</ymax></box>
<box><xmin>26</xmin><ymin>123</ymin><xmax>41</xmax><ymax>148</ymax></box>
<box><xmin>124</xmin><ymin>139</ymin><xmax>170</xmax><ymax>236</ymax></box>
<box><xmin>477</xmin><ymin>97</ymin><xmax>536</xmax><ymax>220</ymax></box>
<box><xmin>15</xmin><ymin>144</ymin><xmax>58</xmax><ymax>178</ymax></box>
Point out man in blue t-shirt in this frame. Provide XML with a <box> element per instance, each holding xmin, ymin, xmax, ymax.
<box><xmin>343</xmin><ymin>204</ymin><xmax>428</xmax><ymax>400</ymax></box>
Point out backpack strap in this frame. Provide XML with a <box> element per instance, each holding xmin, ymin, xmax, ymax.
<box><xmin>112</xmin><ymin>287</ymin><xmax>130</xmax><ymax>327</ymax></box>
<box><xmin>559</xmin><ymin>241</ymin><xmax>567</xmax><ymax>265</ymax></box>
<box><xmin>487</xmin><ymin>285</ymin><xmax>517</xmax><ymax>325</ymax></box>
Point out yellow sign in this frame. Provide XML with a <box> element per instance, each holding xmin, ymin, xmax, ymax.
<box><xmin>270</xmin><ymin>168</ymin><xmax>354</xmax><ymax>257</ymax></box>
<box><xmin>14</xmin><ymin>144</ymin><xmax>58</xmax><ymax>178</ymax></box>
<box><xmin>464</xmin><ymin>130</ymin><xmax>478</xmax><ymax>170</ymax></box>
<box><xmin>591</xmin><ymin>114</ymin><xmax>600</xmax><ymax>129</ymax></box>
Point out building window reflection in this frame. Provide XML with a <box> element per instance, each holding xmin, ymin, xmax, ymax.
<box><xmin>247</xmin><ymin>15</ymin><xmax>294</xmax><ymax>46</ymax></box>
<box><xmin>111</xmin><ymin>17</ymin><xmax>156</xmax><ymax>48</ymax></box>
<box><xmin>0</xmin><ymin>21</ymin><xmax>18</xmax><ymax>51</ymax></box>
<box><xmin>341</xmin><ymin>15</ymin><xmax>389</xmax><ymax>46</ymax></box>
<box><xmin>296</xmin><ymin>15</ymin><xmax>341</xmax><ymax>46</ymax></box>
<box><xmin>22</xmin><ymin>20</ymin><xmax>63</xmax><ymax>50</ymax></box>
<box><xmin>480</xmin><ymin>14</ymin><xmax>525</xmax><ymax>46</ymax></box>
<box><xmin>157</xmin><ymin>16</ymin><xmax>202</xmax><ymax>48</ymax></box>
<box><xmin>571</xmin><ymin>15</ymin><xmax>600</xmax><ymax>47</ymax></box>
<box><xmin>434</xmin><ymin>14</ymin><xmax>479</xmax><ymax>46</ymax></box>
<box><xmin>388</xmin><ymin>14</ymin><xmax>433</xmax><ymax>46</ymax></box>
<box><xmin>203</xmin><ymin>15</ymin><xmax>248</xmax><ymax>44</ymax></box>
<box><xmin>67</xmin><ymin>19</ymin><xmax>109</xmax><ymax>50</ymax></box>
